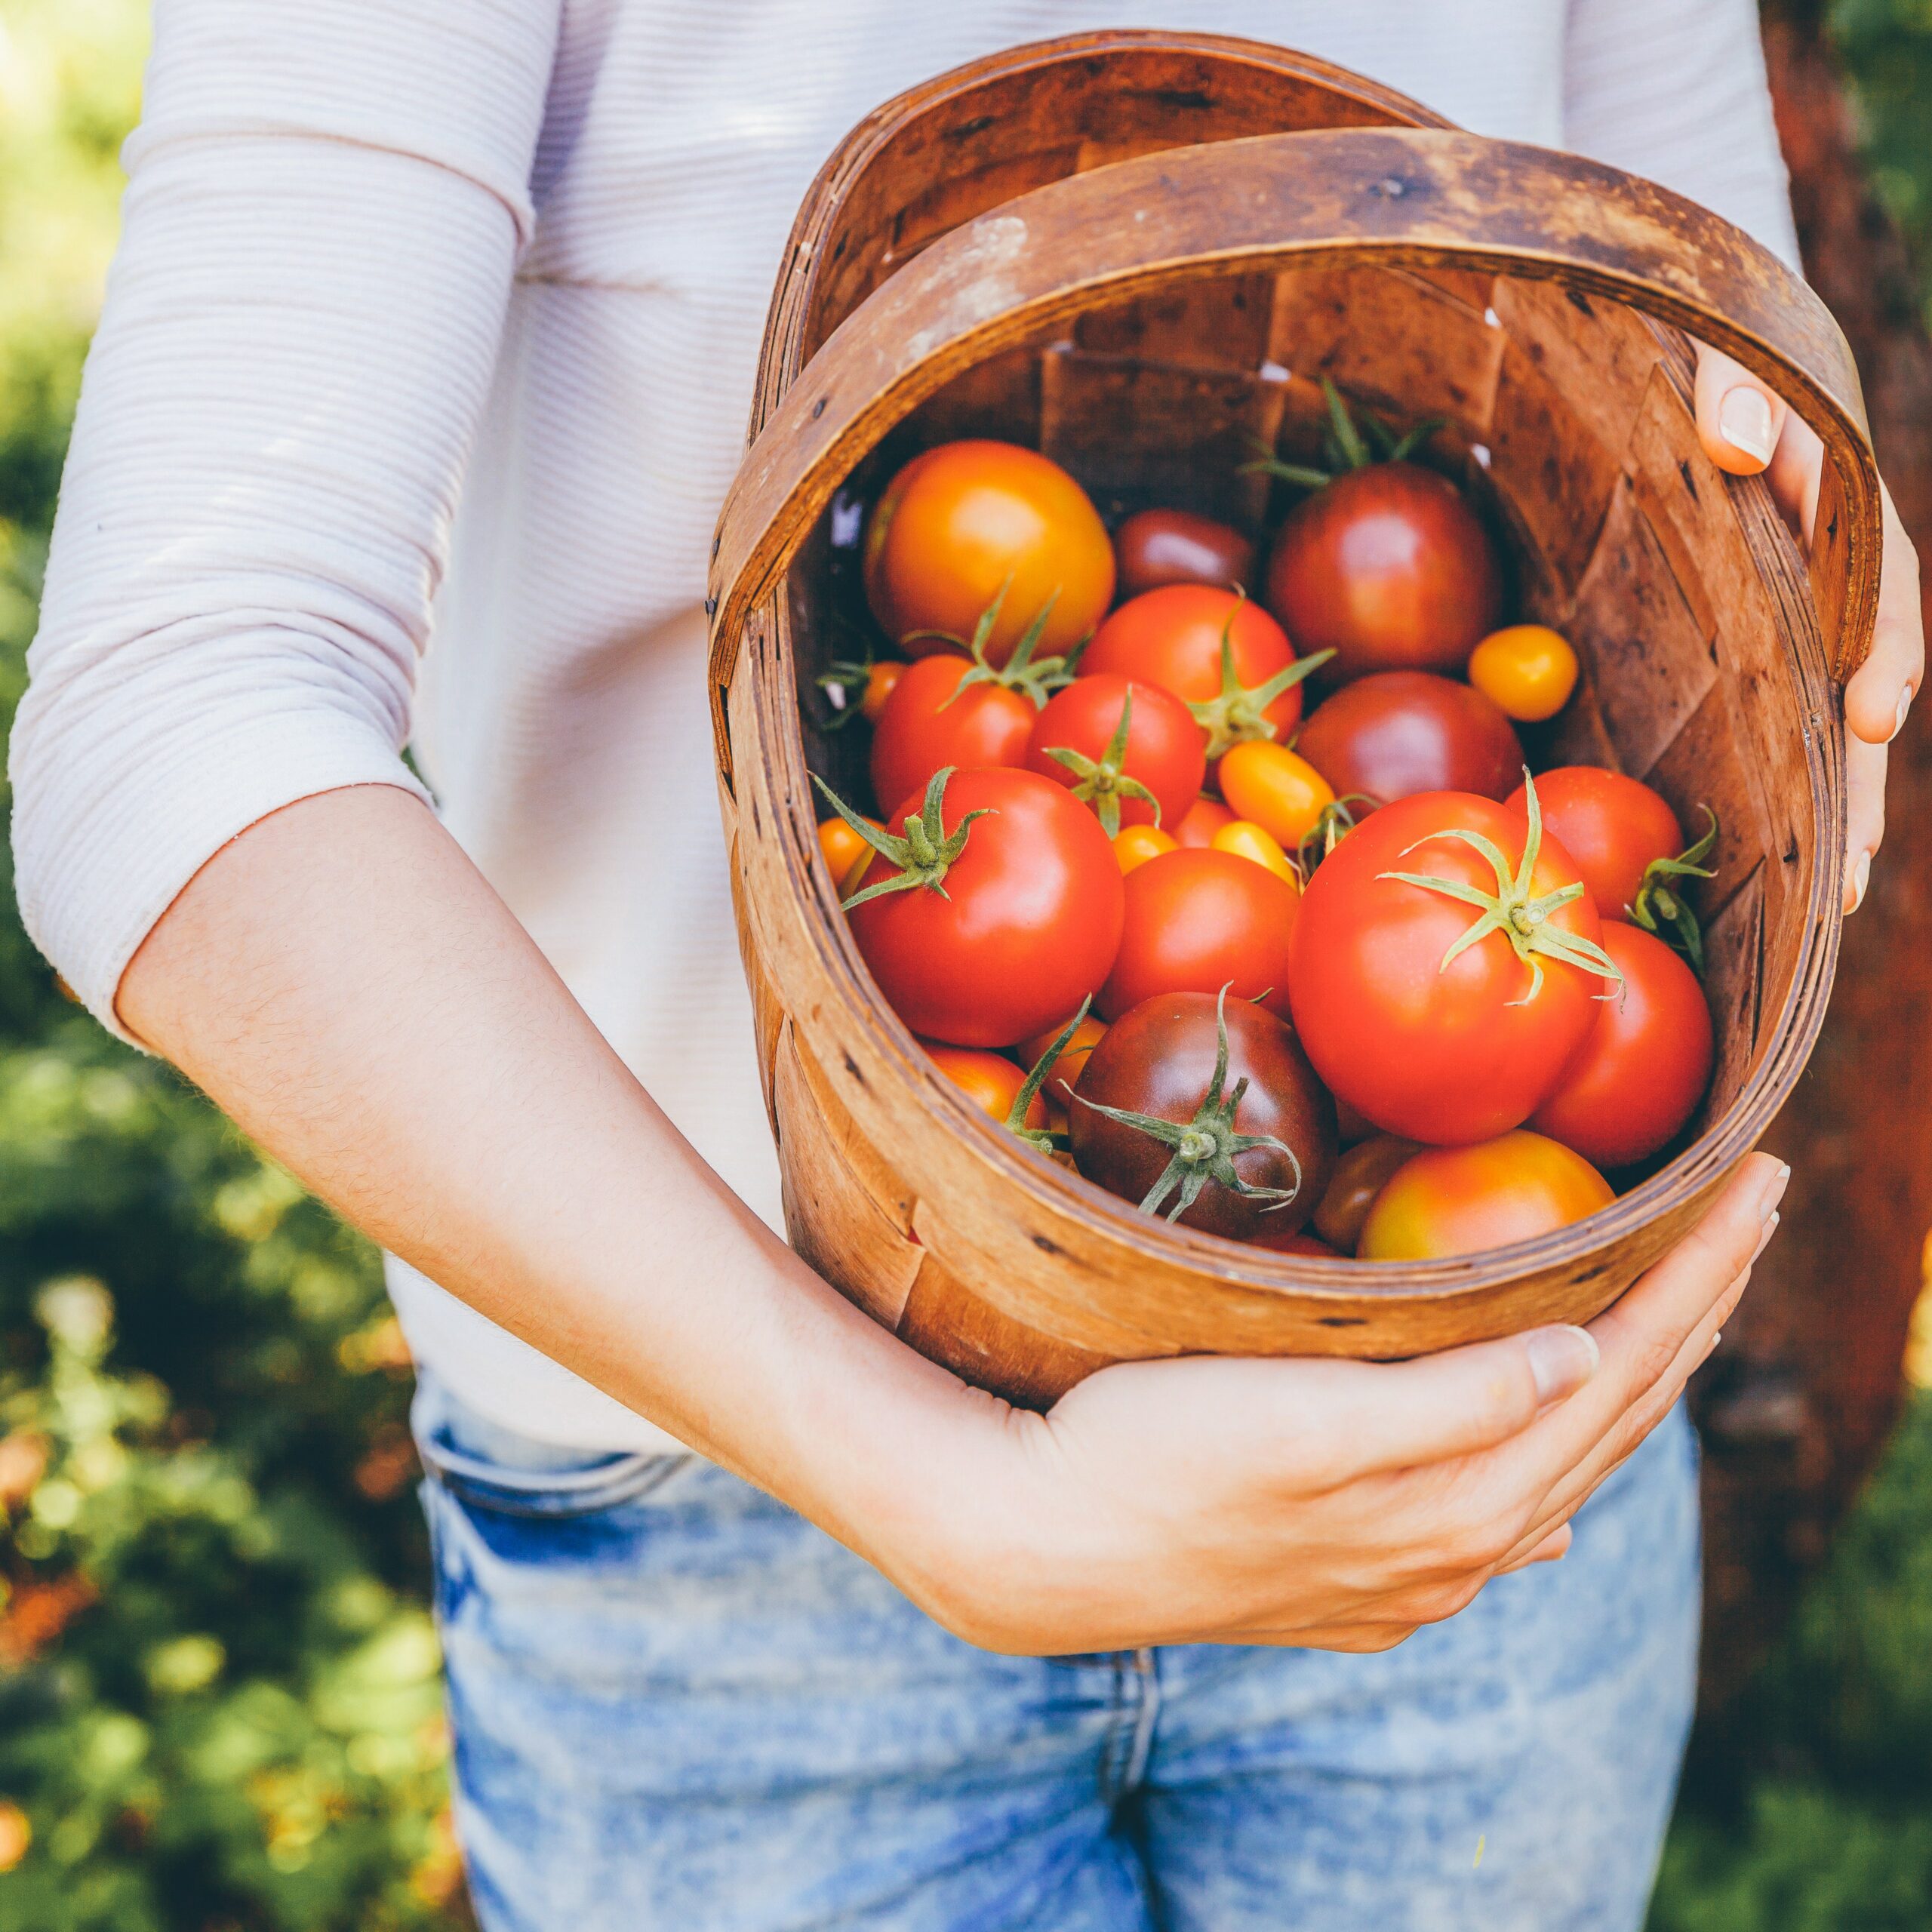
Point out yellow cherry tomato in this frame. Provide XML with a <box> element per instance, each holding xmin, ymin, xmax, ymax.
<box><xmin>859</xmin><ymin>660</ymin><xmax>904</xmax><ymax>723</ymax></box>
<box><xmin>1211</xmin><ymin>819</ymin><xmax>1302</xmax><ymax>891</ymax></box>
<box><xmin>1113</xmin><ymin>824</ymin><xmax>1178</xmax><ymax>875</ymax></box>
<box><xmin>1217</xmin><ymin>740</ymin><xmax>1337</xmax><ymax>849</ymax></box>
<box><xmin>1358</xmin><ymin>1131</ymin><xmax>1614</xmax><ymax>1261</ymax></box>
<box><xmin>818</xmin><ymin>814</ymin><xmax>881</xmax><ymax>894</ymax></box>
<box><xmin>1467</xmin><ymin>624</ymin><xmax>1580</xmax><ymax>723</ymax></box>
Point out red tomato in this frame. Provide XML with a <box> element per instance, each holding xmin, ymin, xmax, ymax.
<box><xmin>1112</xmin><ymin>509</ymin><xmax>1256</xmax><ymax>598</ymax></box>
<box><xmin>1506</xmin><ymin>767</ymin><xmax>1686</xmax><ymax>921</ymax></box>
<box><xmin>1294</xmin><ymin>672</ymin><xmax>1522</xmax><ymax>808</ymax></box>
<box><xmin>1358</xmin><ymin>1131</ymin><xmax>1614</xmax><ymax>1260</ymax></box>
<box><xmin>1080</xmin><ymin>586</ymin><xmax>1317</xmax><ymax>756</ymax></box>
<box><xmin>869</xmin><ymin>654</ymin><xmax>1033</xmax><ymax>813</ymax></box>
<box><xmin>1287</xmin><ymin>788</ymin><xmax>1617</xmax><ymax>1144</ymax></box>
<box><xmin>1248</xmin><ymin>1226</ymin><xmax>1343</xmax><ymax>1256</ymax></box>
<box><xmin>924</xmin><ymin>1043</ymin><xmax>1048</xmax><ymax>1131</ymax></box>
<box><xmin>863</xmin><ymin>441</ymin><xmax>1113</xmax><ymax>666</ymax></box>
<box><xmin>843</xmin><ymin>768</ymin><xmax>1125</xmax><ymax>1048</ymax></box>
<box><xmin>1263</xmin><ymin>461</ymin><xmax>1503</xmax><ymax>681</ymax></box>
<box><xmin>1172</xmin><ymin>795</ymin><xmax>1235</xmax><ymax>849</ymax></box>
<box><xmin>1528</xmin><ymin>924</ymin><xmax>1713</xmax><ymax>1168</ymax></box>
<box><xmin>1100</xmin><ymin>848</ymin><xmax>1298</xmax><ymax>1023</ymax></box>
<box><xmin>1024</xmin><ymin>674</ymin><xmax>1208</xmax><ymax>835</ymax></box>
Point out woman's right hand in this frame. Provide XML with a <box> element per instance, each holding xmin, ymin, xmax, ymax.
<box><xmin>896</xmin><ymin>1152</ymin><xmax>1785</xmax><ymax>1657</ymax></box>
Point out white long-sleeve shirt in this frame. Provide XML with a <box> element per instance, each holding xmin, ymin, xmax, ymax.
<box><xmin>11</xmin><ymin>0</ymin><xmax>1799</xmax><ymax>1451</ymax></box>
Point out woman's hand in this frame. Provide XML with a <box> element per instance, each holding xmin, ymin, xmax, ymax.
<box><xmin>1694</xmin><ymin>343</ymin><xmax>1923</xmax><ymax>911</ymax></box>
<box><xmin>896</xmin><ymin>1155</ymin><xmax>1786</xmax><ymax>1656</ymax></box>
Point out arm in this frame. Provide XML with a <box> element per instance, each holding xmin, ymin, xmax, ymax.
<box><xmin>1564</xmin><ymin>0</ymin><xmax>1923</xmax><ymax>909</ymax></box>
<box><xmin>16</xmin><ymin>0</ymin><xmax>1770</xmax><ymax>1654</ymax></box>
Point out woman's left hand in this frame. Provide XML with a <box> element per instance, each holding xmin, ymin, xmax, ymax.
<box><xmin>1694</xmin><ymin>343</ymin><xmax>1923</xmax><ymax>912</ymax></box>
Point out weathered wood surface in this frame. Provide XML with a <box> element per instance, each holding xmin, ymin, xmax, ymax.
<box><xmin>711</xmin><ymin>31</ymin><xmax>1875</xmax><ymax>1406</ymax></box>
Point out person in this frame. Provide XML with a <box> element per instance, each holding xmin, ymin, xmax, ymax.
<box><xmin>9</xmin><ymin>2</ymin><xmax>1921</xmax><ymax>1927</ymax></box>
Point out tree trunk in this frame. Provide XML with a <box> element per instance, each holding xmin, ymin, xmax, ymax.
<box><xmin>1693</xmin><ymin>0</ymin><xmax>1932</xmax><ymax>1717</ymax></box>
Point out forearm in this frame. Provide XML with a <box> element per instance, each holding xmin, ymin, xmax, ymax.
<box><xmin>118</xmin><ymin>783</ymin><xmax>986</xmax><ymax>1577</ymax></box>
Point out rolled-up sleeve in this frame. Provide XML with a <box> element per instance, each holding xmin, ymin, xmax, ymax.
<box><xmin>8</xmin><ymin>0</ymin><xmax>561</xmax><ymax>1037</ymax></box>
<box><xmin>1564</xmin><ymin>0</ymin><xmax>1801</xmax><ymax>267</ymax></box>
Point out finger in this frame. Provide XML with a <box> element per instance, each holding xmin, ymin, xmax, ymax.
<box><xmin>1498</xmin><ymin>1523</ymin><xmax>1572</xmax><ymax>1572</ymax></box>
<box><xmin>1694</xmin><ymin>343</ymin><xmax>1788</xmax><ymax>478</ymax></box>
<box><xmin>1844</xmin><ymin>732</ymin><xmax>1887</xmax><ymax>913</ymax></box>
<box><xmin>1843</xmin><ymin>483</ymin><xmax>1923</xmax><ymax>750</ymax></box>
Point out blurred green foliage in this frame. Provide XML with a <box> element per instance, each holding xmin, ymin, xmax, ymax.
<box><xmin>0</xmin><ymin>2</ymin><xmax>1927</xmax><ymax>1929</ymax></box>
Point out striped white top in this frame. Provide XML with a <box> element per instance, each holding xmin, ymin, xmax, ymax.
<box><xmin>11</xmin><ymin>0</ymin><xmax>1799</xmax><ymax>1450</ymax></box>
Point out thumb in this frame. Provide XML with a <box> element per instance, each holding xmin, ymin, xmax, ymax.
<box><xmin>1694</xmin><ymin>341</ymin><xmax>1788</xmax><ymax>477</ymax></box>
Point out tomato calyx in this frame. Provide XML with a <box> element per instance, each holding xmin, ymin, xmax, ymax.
<box><xmin>1243</xmin><ymin>377</ymin><xmax>1444</xmax><ymax>492</ymax></box>
<box><xmin>1629</xmin><ymin>807</ymin><xmax>1719</xmax><ymax>971</ymax></box>
<box><xmin>1039</xmin><ymin>686</ymin><xmax>1164</xmax><ymax>836</ymax></box>
<box><xmin>1296</xmin><ymin>793</ymin><xmax>1374</xmax><ymax>878</ymax></box>
<box><xmin>908</xmin><ymin>580</ymin><xmax>1075</xmax><ymax>712</ymax></box>
<box><xmin>1072</xmin><ymin>985</ymin><xmax>1305</xmax><ymax>1222</ymax></box>
<box><xmin>1188</xmin><ymin>594</ymin><xmax>1333</xmax><ymax>759</ymax></box>
<box><xmin>813</xmin><ymin>766</ymin><xmax>990</xmax><ymax>911</ymax></box>
<box><xmin>1377</xmin><ymin>771</ymin><xmax>1624</xmax><ymax>1004</ymax></box>
<box><xmin>1004</xmin><ymin>998</ymin><xmax>1093</xmax><ymax>1155</ymax></box>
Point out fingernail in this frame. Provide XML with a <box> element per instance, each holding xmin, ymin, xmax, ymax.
<box><xmin>1719</xmin><ymin>386</ymin><xmax>1777</xmax><ymax>464</ymax></box>
<box><xmin>1760</xmin><ymin>1163</ymin><xmax>1791</xmax><ymax>1220</ymax></box>
<box><xmin>1751</xmin><ymin>1209</ymin><xmax>1780</xmax><ymax>1265</ymax></box>
<box><xmin>1893</xmin><ymin>685</ymin><xmax>1915</xmax><ymax>742</ymax></box>
<box><xmin>1850</xmin><ymin>850</ymin><xmax>1872</xmax><ymax>912</ymax></box>
<box><xmin>1527</xmin><ymin>1325</ymin><xmax>1600</xmax><ymax>1406</ymax></box>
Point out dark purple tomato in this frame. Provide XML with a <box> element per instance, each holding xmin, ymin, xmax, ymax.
<box><xmin>1113</xmin><ymin>509</ymin><xmax>1257</xmax><ymax>598</ymax></box>
<box><xmin>1294</xmin><ymin>672</ymin><xmax>1522</xmax><ymax>808</ymax></box>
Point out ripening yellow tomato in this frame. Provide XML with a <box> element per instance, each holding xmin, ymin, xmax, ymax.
<box><xmin>1217</xmin><ymin>740</ymin><xmax>1337</xmax><ymax>848</ymax></box>
<box><xmin>818</xmin><ymin>814</ymin><xmax>880</xmax><ymax>891</ymax></box>
<box><xmin>1211</xmin><ymin>819</ymin><xmax>1302</xmax><ymax>890</ymax></box>
<box><xmin>923</xmin><ymin>1042</ymin><xmax>1048</xmax><ymax>1131</ymax></box>
<box><xmin>1468</xmin><ymin>625</ymin><xmax>1580</xmax><ymax>723</ymax></box>
<box><xmin>1113</xmin><ymin>824</ymin><xmax>1178</xmax><ymax>874</ymax></box>
<box><xmin>1358</xmin><ymin>1131</ymin><xmax>1614</xmax><ymax>1261</ymax></box>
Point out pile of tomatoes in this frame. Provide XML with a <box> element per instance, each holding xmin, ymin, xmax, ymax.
<box><xmin>814</xmin><ymin>414</ymin><xmax>1718</xmax><ymax>1263</ymax></box>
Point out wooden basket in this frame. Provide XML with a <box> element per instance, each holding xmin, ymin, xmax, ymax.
<box><xmin>707</xmin><ymin>32</ymin><xmax>1883</xmax><ymax>1407</ymax></box>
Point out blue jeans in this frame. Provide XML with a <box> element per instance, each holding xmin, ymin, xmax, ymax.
<box><xmin>414</xmin><ymin>1374</ymin><xmax>1700</xmax><ymax>1932</ymax></box>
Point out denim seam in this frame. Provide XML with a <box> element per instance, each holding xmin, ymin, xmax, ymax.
<box><xmin>420</xmin><ymin>1451</ymin><xmax>693</xmax><ymax>1520</ymax></box>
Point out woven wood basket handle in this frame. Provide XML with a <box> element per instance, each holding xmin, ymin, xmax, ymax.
<box><xmin>709</xmin><ymin>125</ymin><xmax>1882</xmax><ymax>777</ymax></box>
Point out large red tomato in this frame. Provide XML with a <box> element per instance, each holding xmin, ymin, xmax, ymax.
<box><xmin>1024</xmin><ymin>674</ymin><xmax>1208</xmax><ymax>835</ymax></box>
<box><xmin>1263</xmin><ymin>461</ymin><xmax>1503</xmax><ymax>681</ymax></box>
<box><xmin>1357</xmin><ymin>1131</ymin><xmax>1614</xmax><ymax>1260</ymax></box>
<box><xmin>1505</xmin><ymin>767</ymin><xmax>1688</xmax><ymax>920</ymax></box>
<box><xmin>863</xmin><ymin>441</ymin><xmax>1113</xmax><ymax>666</ymax></box>
<box><xmin>869</xmin><ymin>654</ymin><xmax>1033</xmax><ymax>811</ymax></box>
<box><xmin>1294</xmin><ymin>672</ymin><xmax>1522</xmax><ymax>808</ymax></box>
<box><xmin>840</xmin><ymin>768</ymin><xmax>1124</xmax><ymax>1048</ymax></box>
<box><xmin>1286</xmin><ymin>787</ymin><xmax>1618</xmax><ymax>1143</ymax></box>
<box><xmin>1528</xmin><ymin>923</ymin><xmax>1714</xmax><ymax>1168</ymax></box>
<box><xmin>1079</xmin><ymin>586</ymin><xmax>1319</xmax><ymax>757</ymax></box>
<box><xmin>1100</xmin><ymin>848</ymin><xmax>1298</xmax><ymax>1022</ymax></box>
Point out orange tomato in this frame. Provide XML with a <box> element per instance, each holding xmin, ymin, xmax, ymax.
<box><xmin>1113</xmin><ymin>824</ymin><xmax>1178</xmax><ymax>874</ymax></box>
<box><xmin>1468</xmin><ymin>625</ymin><xmax>1580</xmax><ymax>722</ymax></box>
<box><xmin>1171</xmin><ymin>795</ymin><xmax>1235</xmax><ymax>849</ymax></box>
<box><xmin>860</xmin><ymin>660</ymin><xmax>904</xmax><ymax>721</ymax></box>
<box><xmin>1211</xmin><ymin>819</ymin><xmax>1302</xmax><ymax>889</ymax></box>
<box><xmin>1217</xmin><ymin>741</ymin><xmax>1337</xmax><ymax>849</ymax></box>
<box><xmin>1358</xmin><ymin>1131</ymin><xmax>1614</xmax><ymax>1260</ymax></box>
<box><xmin>818</xmin><ymin>814</ymin><xmax>879</xmax><ymax>890</ymax></box>
<box><xmin>863</xmin><ymin>441</ymin><xmax>1114</xmax><ymax>666</ymax></box>
<box><xmin>923</xmin><ymin>1043</ymin><xmax>1049</xmax><ymax>1131</ymax></box>
<box><xmin>1016</xmin><ymin>1011</ymin><xmax>1109</xmax><ymax>1109</ymax></box>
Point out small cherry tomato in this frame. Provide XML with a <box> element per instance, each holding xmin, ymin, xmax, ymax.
<box><xmin>1528</xmin><ymin>924</ymin><xmax>1714</xmax><ymax>1169</ymax></box>
<box><xmin>1114</xmin><ymin>825</ymin><xmax>1178</xmax><ymax>874</ymax></box>
<box><xmin>1313</xmin><ymin>1134</ymin><xmax>1423</xmax><ymax>1254</ymax></box>
<box><xmin>1358</xmin><ymin>1131</ymin><xmax>1614</xmax><ymax>1260</ymax></box>
<box><xmin>1081</xmin><ymin>586</ymin><xmax>1320</xmax><ymax>756</ymax></box>
<box><xmin>818</xmin><ymin>814</ymin><xmax>878</xmax><ymax>887</ymax></box>
<box><xmin>924</xmin><ymin>1043</ymin><xmax>1048</xmax><ymax>1131</ymax></box>
<box><xmin>1211</xmin><ymin>819</ymin><xmax>1302</xmax><ymax>889</ymax></box>
<box><xmin>1101</xmin><ymin>848</ymin><xmax>1299</xmax><ymax>1023</ymax></box>
<box><xmin>1113</xmin><ymin>508</ymin><xmax>1256</xmax><ymax>598</ymax></box>
<box><xmin>1172</xmin><ymin>795</ymin><xmax>1235</xmax><ymax>849</ymax></box>
<box><xmin>1024</xmin><ymin>673</ymin><xmax>1208</xmax><ymax>835</ymax></box>
<box><xmin>1469</xmin><ymin>625</ymin><xmax>1579</xmax><ymax>721</ymax></box>
<box><xmin>1294</xmin><ymin>671</ymin><xmax>1523</xmax><ymax>808</ymax></box>
<box><xmin>1506</xmin><ymin>767</ymin><xmax>1687</xmax><ymax>921</ymax></box>
<box><xmin>1017</xmin><ymin>1011</ymin><xmax>1109</xmax><ymax>1110</ymax></box>
<box><xmin>864</xmin><ymin>440</ymin><xmax>1113</xmax><ymax>665</ymax></box>
<box><xmin>868</xmin><ymin>654</ymin><xmax>1033</xmax><ymax>813</ymax></box>
<box><xmin>860</xmin><ymin>660</ymin><xmax>905</xmax><ymax>722</ymax></box>
<box><xmin>1217</xmin><ymin>740</ymin><xmax>1337</xmax><ymax>848</ymax></box>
